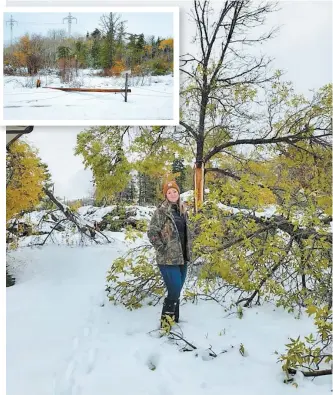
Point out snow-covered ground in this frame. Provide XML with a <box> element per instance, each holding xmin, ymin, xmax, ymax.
<box><xmin>6</xmin><ymin>231</ymin><xmax>331</xmax><ymax>395</ymax></box>
<box><xmin>3</xmin><ymin>70</ymin><xmax>174</xmax><ymax>121</ymax></box>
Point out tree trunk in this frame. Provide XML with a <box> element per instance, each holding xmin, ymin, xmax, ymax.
<box><xmin>194</xmin><ymin>162</ymin><xmax>204</xmax><ymax>212</ymax></box>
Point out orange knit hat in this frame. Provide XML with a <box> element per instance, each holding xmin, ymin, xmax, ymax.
<box><xmin>163</xmin><ymin>180</ymin><xmax>180</xmax><ymax>196</ymax></box>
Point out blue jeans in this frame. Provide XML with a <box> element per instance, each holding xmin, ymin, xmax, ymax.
<box><xmin>158</xmin><ymin>264</ymin><xmax>188</xmax><ymax>301</ymax></box>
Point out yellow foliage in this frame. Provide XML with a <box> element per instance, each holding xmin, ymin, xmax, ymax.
<box><xmin>144</xmin><ymin>44</ymin><xmax>152</xmax><ymax>54</ymax></box>
<box><xmin>159</xmin><ymin>38</ymin><xmax>173</xmax><ymax>50</ymax></box>
<box><xmin>6</xmin><ymin>141</ymin><xmax>46</xmax><ymax>222</ymax></box>
<box><xmin>12</xmin><ymin>51</ymin><xmax>26</xmax><ymax>67</ymax></box>
<box><xmin>19</xmin><ymin>35</ymin><xmax>32</xmax><ymax>55</ymax></box>
<box><xmin>110</xmin><ymin>60</ymin><xmax>126</xmax><ymax>76</ymax></box>
<box><xmin>256</xmin><ymin>187</ymin><xmax>276</xmax><ymax>206</ymax></box>
<box><xmin>69</xmin><ymin>201</ymin><xmax>82</xmax><ymax>212</ymax></box>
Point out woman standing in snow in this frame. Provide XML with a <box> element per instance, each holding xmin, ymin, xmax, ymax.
<box><xmin>148</xmin><ymin>180</ymin><xmax>192</xmax><ymax>328</ymax></box>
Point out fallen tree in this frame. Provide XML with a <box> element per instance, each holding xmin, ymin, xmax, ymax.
<box><xmin>42</xmin><ymin>187</ymin><xmax>112</xmax><ymax>244</ymax></box>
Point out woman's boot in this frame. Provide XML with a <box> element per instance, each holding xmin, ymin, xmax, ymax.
<box><xmin>174</xmin><ymin>299</ymin><xmax>180</xmax><ymax>323</ymax></box>
<box><xmin>160</xmin><ymin>297</ymin><xmax>177</xmax><ymax>330</ymax></box>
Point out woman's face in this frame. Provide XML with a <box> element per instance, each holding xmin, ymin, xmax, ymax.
<box><xmin>166</xmin><ymin>188</ymin><xmax>179</xmax><ymax>203</ymax></box>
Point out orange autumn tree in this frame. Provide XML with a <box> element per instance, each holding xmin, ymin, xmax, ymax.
<box><xmin>10</xmin><ymin>34</ymin><xmax>45</xmax><ymax>75</ymax></box>
<box><xmin>159</xmin><ymin>38</ymin><xmax>173</xmax><ymax>50</ymax></box>
<box><xmin>110</xmin><ymin>60</ymin><xmax>126</xmax><ymax>76</ymax></box>
<box><xmin>6</xmin><ymin>141</ymin><xmax>46</xmax><ymax>223</ymax></box>
<box><xmin>7</xmin><ymin>35</ymin><xmax>32</xmax><ymax>70</ymax></box>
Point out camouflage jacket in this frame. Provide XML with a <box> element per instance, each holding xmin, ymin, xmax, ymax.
<box><xmin>147</xmin><ymin>199</ymin><xmax>192</xmax><ymax>266</ymax></box>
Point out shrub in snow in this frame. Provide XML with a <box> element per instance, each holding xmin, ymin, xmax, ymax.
<box><xmin>38</xmin><ymin>68</ymin><xmax>57</xmax><ymax>76</ymax></box>
<box><xmin>17</xmin><ymin>76</ymin><xmax>38</xmax><ymax>88</ymax></box>
<box><xmin>129</xmin><ymin>74</ymin><xmax>152</xmax><ymax>87</ymax></box>
<box><xmin>279</xmin><ymin>304</ymin><xmax>332</xmax><ymax>375</ymax></box>
<box><xmin>68</xmin><ymin>76</ymin><xmax>86</xmax><ymax>88</ymax></box>
<box><xmin>144</xmin><ymin>58</ymin><xmax>171</xmax><ymax>76</ymax></box>
<box><xmin>4</xmin><ymin>65</ymin><xmax>28</xmax><ymax>76</ymax></box>
<box><xmin>106</xmin><ymin>244</ymin><xmax>164</xmax><ymax>310</ymax></box>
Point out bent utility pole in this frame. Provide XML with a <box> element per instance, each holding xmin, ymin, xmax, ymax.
<box><xmin>43</xmin><ymin>87</ymin><xmax>131</xmax><ymax>93</ymax></box>
<box><xmin>125</xmin><ymin>73</ymin><xmax>129</xmax><ymax>102</ymax></box>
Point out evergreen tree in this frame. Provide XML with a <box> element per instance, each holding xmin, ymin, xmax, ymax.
<box><xmin>99</xmin><ymin>13</ymin><xmax>122</xmax><ymax>70</ymax></box>
<box><xmin>172</xmin><ymin>158</ymin><xmax>186</xmax><ymax>193</ymax></box>
<box><xmin>91</xmin><ymin>28</ymin><xmax>101</xmax><ymax>40</ymax></box>
<box><xmin>126</xmin><ymin>34</ymin><xmax>138</xmax><ymax>68</ymax></box>
<box><xmin>183</xmin><ymin>164</ymin><xmax>194</xmax><ymax>193</ymax></box>
<box><xmin>91</xmin><ymin>39</ymin><xmax>101</xmax><ymax>68</ymax></box>
<box><xmin>116</xmin><ymin>21</ymin><xmax>127</xmax><ymax>62</ymax></box>
<box><xmin>138</xmin><ymin>173</ymin><xmax>159</xmax><ymax>206</ymax></box>
<box><xmin>74</xmin><ymin>40</ymin><xmax>87</xmax><ymax>68</ymax></box>
<box><xmin>57</xmin><ymin>46</ymin><xmax>71</xmax><ymax>59</ymax></box>
<box><xmin>154</xmin><ymin>36</ymin><xmax>162</xmax><ymax>58</ymax></box>
<box><xmin>136</xmin><ymin>33</ymin><xmax>145</xmax><ymax>62</ymax></box>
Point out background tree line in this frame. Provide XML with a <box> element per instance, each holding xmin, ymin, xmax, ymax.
<box><xmin>3</xmin><ymin>12</ymin><xmax>174</xmax><ymax>77</ymax></box>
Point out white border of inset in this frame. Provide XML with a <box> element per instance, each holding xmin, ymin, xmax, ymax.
<box><xmin>1</xmin><ymin>7</ymin><xmax>179</xmax><ymax>126</ymax></box>
<box><xmin>0</xmin><ymin>126</ymin><xmax>6</xmax><ymax>395</ymax></box>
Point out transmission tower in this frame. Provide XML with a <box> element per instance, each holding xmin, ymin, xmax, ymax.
<box><xmin>63</xmin><ymin>13</ymin><xmax>77</xmax><ymax>38</ymax></box>
<box><xmin>6</xmin><ymin>15</ymin><xmax>18</xmax><ymax>47</ymax></box>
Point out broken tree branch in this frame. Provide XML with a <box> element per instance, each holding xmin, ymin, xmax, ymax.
<box><xmin>33</xmin><ymin>218</ymin><xmax>68</xmax><ymax>246</ymax></box>
<box><xmin>43</xmin><ymin>187</ymin><xmax>112</xmax><ymax>244</ymax></box>
<box><xmin>288</xmin><ymin>368</ymin><xmax>332</xmax><ymax>377</ymax></box>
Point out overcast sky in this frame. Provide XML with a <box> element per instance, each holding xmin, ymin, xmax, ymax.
<box><xmin>3</xmin><ymin>11</ymin><xmax>174</xmax><ymax>44</ymax></box>
<box><xmin>13</xmin><ymin>0</ymin><xmax>332</xmax><ymax>200</ymax></box>
<box><xmin>24</xmin><ymin>127</ymin><xmax>94</xmax><ymax>200</ymax></box>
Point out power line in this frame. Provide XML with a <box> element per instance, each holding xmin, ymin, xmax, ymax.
<box><xmin>17</xmin><ymin>22</ymin><xmax>65</xmax><ymax>25</ymax></box>
<box><xmin>6</xmin><ymin>15</ymin><xmax>18</xmax><ymax>47</ymax></box>
<box><xmin>63</xmin><ymin>13</ymin><xmax>77</xmax><ymax>38</ymax></box>
<box><xmin>135</xmin><ymin>86</ymin><xmax>172</xmax><ymax>95</ymax></box>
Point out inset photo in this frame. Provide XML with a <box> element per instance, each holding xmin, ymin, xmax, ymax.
<box><xmin>2</xmin><ymin>7</ymin><xmax>179</xmax><ymax>125</ymax></box>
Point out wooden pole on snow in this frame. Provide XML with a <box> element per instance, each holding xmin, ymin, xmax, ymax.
<box><xmin>42</xmin><ymin>87</ymin><xmax>132</xmax><ymax>93</ymax></box>
<box><xmin>125</xmin><ymin>73</ymin><xmax>129</xmax><ymax>102</ymax></box>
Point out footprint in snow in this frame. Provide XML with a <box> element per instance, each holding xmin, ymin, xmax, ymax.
<box><xmin>146</xmin><ymin>353</ymin><xmax>160</xmax><ymax>371</ymax></box>
<box><xmin>86</xmin><ymin>347</ymin><xmax>98</xmax><ymax>374</ymax></box>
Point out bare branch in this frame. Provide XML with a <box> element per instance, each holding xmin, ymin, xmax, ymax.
<box><xmin>179</xmin><ymin>120</ymin><xmax>198</xmax><ymax>139</ymax></box>
<box><xmin>205</xmin><ymin>167</ymin><xmax>241</xmax><ymax>180</ymax></box>
<box><xmin>204</xmin><ymin>133</ymin><xmax>332</xmax><ymax>163</ymax></box>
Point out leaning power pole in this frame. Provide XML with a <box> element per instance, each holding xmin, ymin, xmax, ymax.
<box><xmin>63</xmin><ymin>12</ymin><xmax>77</xmax><ymax>38</ymax></box>
<box><xmin>6</xmin><ymin>15</ymin><xmax>18</xmax><ymax>47</ymax></box>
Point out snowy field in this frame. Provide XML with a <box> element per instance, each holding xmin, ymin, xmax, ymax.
<box><xmin>3</xmin><ymin>70</ymin><xmax>174</xmax><ymax>121</ymax></box>
<box><xmin>6</xmin><ymin>227</ymin><xmax>331</xmax><ymax>395</ymax></box>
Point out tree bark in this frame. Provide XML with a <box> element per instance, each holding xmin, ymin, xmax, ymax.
<box><xmin>194</xmin><ymin>162</ymin><xmax>204</xmax><ymax>212</ymax></box>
